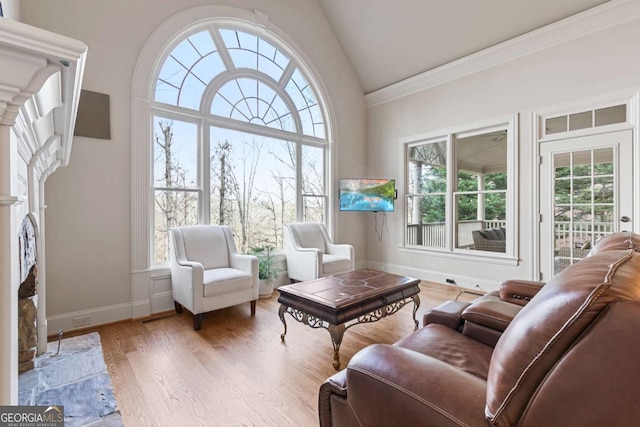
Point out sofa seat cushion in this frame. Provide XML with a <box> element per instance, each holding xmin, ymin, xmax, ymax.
<box><xmin>203</xmin><ymin>268</ymin><xmax>253</xmax><ymax>297</ymax></box>
<box><xmin>394</xmin><ymin>323</ymin><xmax>493</xmax><ymax>380</ymax></box>
<box><xmin>323</xmin><ymin>254</ymin><xmax>352</xmax><ymax>275</ymax></box>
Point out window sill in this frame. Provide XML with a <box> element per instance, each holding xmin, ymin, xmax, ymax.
<box><xmin>399</xmin><ymin>245</ymin><xmax>520</xmax><ymax>266</ymax></box>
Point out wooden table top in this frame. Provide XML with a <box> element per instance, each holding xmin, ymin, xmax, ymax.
<box><xmin>278</xmin><ymin>269</ymin><xmax>420</xmax><ymax>311</ymax></box>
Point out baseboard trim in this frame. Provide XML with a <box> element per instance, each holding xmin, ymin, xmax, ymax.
<box><xmin>47</xmin><ymin>302</ymin><xmax>132</xmax><ymax>335</ymax></box>
<box><xmin>365</xmin><ymin>260</ymin><xmax>499</xmax><ymax>292</ymax></box>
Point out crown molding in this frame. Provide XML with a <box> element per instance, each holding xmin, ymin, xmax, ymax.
<box><xmin>365</xmin><ymin>0</ymin><xmax>640</xmax><ymax>108</ymax></box>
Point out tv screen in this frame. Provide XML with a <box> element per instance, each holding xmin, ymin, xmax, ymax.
<box><xmin>339</xmin><ymin>179</ymin><xmax>396</xmax><ymax>212</ymax></box>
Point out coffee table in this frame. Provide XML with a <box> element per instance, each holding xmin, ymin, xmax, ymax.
<box><xmin>277</xmin><ymin>269</ymin><xmax>421</xmax><ymax>369</ymax></box>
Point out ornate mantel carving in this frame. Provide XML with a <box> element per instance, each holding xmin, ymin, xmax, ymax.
<box><xmin>0</xmin><ymin>17</ymin><xmax>86</xmax><ymax>404</ymax></box>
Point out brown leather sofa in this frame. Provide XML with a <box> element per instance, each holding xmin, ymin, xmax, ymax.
<box><xmin>319</xmin><ymin>232</ymin><xmax>640</xmax><ymax>426</ymax></box>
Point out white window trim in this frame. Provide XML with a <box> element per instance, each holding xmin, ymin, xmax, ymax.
<box><xmin>397</xmin><ymin>114</ymin><xmax>519</xmax><ymax>264</ymax></box>
<box><xmin>531</xmin><ymin>89</ymin><xmax>640</xmax><ymax>280</ymax></box>
<box><xmin>131</xmin><ymin>5</ymin><xmax>337</xmax><ymax>274</ymax></box>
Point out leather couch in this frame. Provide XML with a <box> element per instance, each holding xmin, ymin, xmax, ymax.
<box><xmin>319</xmin><ymin>232</ymin><xmax>640</xmax><ymax>426</ymax></box>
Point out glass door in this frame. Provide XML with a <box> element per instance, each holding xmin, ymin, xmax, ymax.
<box><xmin>540</xmin><ymin>130</ymin><xmax>632</xmax><ymax>279</ymax></box>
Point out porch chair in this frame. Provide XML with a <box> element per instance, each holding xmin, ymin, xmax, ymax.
<box><xmin>169</xmin><ymin>225</ymin><xmax>258</xmax><ymax>330</ymax></box>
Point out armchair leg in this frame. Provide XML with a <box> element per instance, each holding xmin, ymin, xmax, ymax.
<box><xmin>251</xmin><ymin>300</ymin><xmax>256</xmax><ymax>316</ymax></box>
<box><xmin>174</xmin><ymin>301</ymin><xmax>183</xmax><ymax>314</ymax></box>
<box><xmin>194</xmin><ymin>314</ymin><xmax>204</xmax><ymax>331</ymax></box>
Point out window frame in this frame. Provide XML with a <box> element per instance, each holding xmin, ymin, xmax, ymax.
<box><xmin>135</xmin><ymin>12</ymin><xmax>334</xmax><ymax>268</ymax></box>
<box><xmin>398</xmin><ymin>115</ymin><xmax>519</xmax><ymax>263</ymax></box>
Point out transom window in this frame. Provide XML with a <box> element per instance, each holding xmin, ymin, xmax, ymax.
<box><xmin>152</xmin><ymin>25</ymin><xmax>329</xmax><ymax>264</ymax></box>
<box><xmin>402</xmin><ymin>117</ymin><xmax>517</xmax><ymax>258</ymax></box>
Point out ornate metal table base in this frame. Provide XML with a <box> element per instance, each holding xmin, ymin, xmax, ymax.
<box><xmin>279</xmin><ymin>295</ymin><xmax>420</xmax><ymax>370</ymax></box>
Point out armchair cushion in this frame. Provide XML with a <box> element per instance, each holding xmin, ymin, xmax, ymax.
<box><xmin>202</xmin><ymin>268</ymin><xmax>253</xmax><ymax>297</ymax></box>
<box><xmin>394</xmin><ymin>324</ymin><xmax>493</xmax><ymax>381</ymax></box>
<box><xmin>322</xmin><ymin>254</ymin><xmax>352</xmax><ymax>275</ymax></box>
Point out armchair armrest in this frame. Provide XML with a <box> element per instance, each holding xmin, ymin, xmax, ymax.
<box><xmin>423</xmin><ymin>300</ymin><xmax>470</xmax><ymax>331</ymax></box>
<box><xmin>343</xmin><ymin>344</ymin><xmax>488</xmax><ymax>427</ymax></box>
<box><xmin>170</xmin><ymin>259</ymin><xmax>204</xmax><ymax>310</ymax></box>
<box><xmin>498</xmin><ymin>279</ymin><xmax>545</xmax><ymax>306</ymax></box>
<box><xmin>462</xmin><ymin>299</ymin><xmax>522</xmax><ymax>332</ymax></box>
<box><xmin>286</xmin><ymin>246</ymin><xmax>323</xmax><ymax>282</ymax></box>
<box><xmin>326</xmin><ymin>242</ymin><xmax>354</xmax><ymax>260</ymax></box>
<box><xmin>230</xmin><ymin>253</ymin><xmax>258</xmax><ymax>277</ymax></box>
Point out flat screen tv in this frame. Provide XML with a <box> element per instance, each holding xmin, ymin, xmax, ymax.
<box><xmin>339</xmin><ymin>178</ymin><xmax>396</xmax><ymax>212</ymax></box>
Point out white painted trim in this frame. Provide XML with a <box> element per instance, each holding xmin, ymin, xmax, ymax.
<box><xmin>46</xmin><ymin>303</ymin><xmax>132</xmax><ymax>335</ymax></box>
<box><xmin>365</xmin><ymin>260</ymin><xmax>499</xmax><ymax>293</ymax></box>
<box><xmin>365</xmin><ymin>0</ymin><xmax>640</xmax><ymax>107</ymax></box>
<box><xmin>531</xmin><ymin>88</ymin><xmax>640</xmax><ymax>281</ymax></box>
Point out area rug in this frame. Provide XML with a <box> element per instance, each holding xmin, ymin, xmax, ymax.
<box><xmin>18</xmin><ymin>332</ymin><xmax>122</xmax><ymax>427</ymax></box>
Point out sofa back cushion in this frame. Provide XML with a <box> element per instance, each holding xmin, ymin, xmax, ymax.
<box><xmin>178</xmin><ymin>225</ymin><xmax>230</xmax><ymax>270</ymax></box>
<box><xmin>485</xmin><ymin>232</ymin><xmax>640</xmax><ymax>426</ymax></box>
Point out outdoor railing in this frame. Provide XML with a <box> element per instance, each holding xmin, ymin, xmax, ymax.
<box><xmin>406</xmin><ymin>220</ymin><xmax>507</xmax><ymax>247</ymax></box>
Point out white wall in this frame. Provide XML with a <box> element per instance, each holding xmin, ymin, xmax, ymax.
<box><xmin>20</xmin><ymin>0</ymin><xmax>366</xmax><ymax>329</ymax></box>
<box><xmin>366</xmin><ymin>18</ymin><xmax>640</xmax><ymax>291</ymax></box>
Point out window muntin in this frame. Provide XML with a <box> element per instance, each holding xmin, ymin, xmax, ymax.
<box><xmin>285</xmin><ymin>68</ymin><xmax>325</xmax><ymax>138</ymax></box>
<box><xmin>403</xmin><ymin>121</ymin><xmax>514</xmax><ymax>257</ymax></box>
<box><xmin>155</xmin><ymin>31</ymin><xmax>225</xmax><ymax>109</ymax></box>
<box><xmin>211</xmin><ymin>78</ymin><xmax>296</xmax><ymax>132</ymax></box>
<box><xmin>219</xmin><ymin>28</ymin><xmax>290</xmax><ymax>81</ymax></box>
<box><xmin>151</xmin><ymin>24</ymin><xmax>328</xmax><ymax>264</ymax></box>
<box><xmin>544</xmin><ymin>104</ymin><xmax>627</xmax><ymax>136</ymax></box>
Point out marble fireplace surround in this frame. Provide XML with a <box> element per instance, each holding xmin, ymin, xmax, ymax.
<box><xmin>0</xmin><ymin>17</ymin><xmax>86</xmax><ymax>404</ymax></box>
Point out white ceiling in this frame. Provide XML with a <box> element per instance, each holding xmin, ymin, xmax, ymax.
<box><xmin>318</xmin><ymin>0</ymin><xmax>610</xmax><ymax>94</ymax></box>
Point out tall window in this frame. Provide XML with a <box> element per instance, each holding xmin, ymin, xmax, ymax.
<box><xmin>152</xmin><ymin>26</ymin><xmax>328</xmax><ymax>264</ymax></box>
<box><xmin>403</xmin><ymin>117</ymin><xmax>516</xmax><ymax>257</ymax></box>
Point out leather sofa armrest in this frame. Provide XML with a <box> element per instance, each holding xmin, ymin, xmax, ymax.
<box><xmin>343</xmin><ymin>344</ymin><xmax>488</xmax><ymax>427</ymax></box>
<box><xmin>462</xmin><ymin>299</ymin><xmax>522</xmax><ymax>333</ymax></box>
<box><xmin>423</xmin><ymin>300</ymin><xmax>470</xmax><ymax>331</ymax></box>
<box><xmin>499</xmin><ymin>279</ymin><xmax>545</xmax><ymax>306</ymax></box>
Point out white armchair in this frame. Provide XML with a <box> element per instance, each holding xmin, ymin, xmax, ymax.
<box><xmin>283</xmin><ymin>222</ymin><xmax>355</xmax><ymax>282</ymax></box>
<box><xmin>169</xmin><ymin>225</ymin><xmax>258</xmax><ymax>330</ymax></box>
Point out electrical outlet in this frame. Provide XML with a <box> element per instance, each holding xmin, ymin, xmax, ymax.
<box><xmin>446</xmin><ymin>278</ymin><xmax>455</xmax><ymax>284</ymax></box>
<box><xmin>72</xmin><ymin>316</ymin><xmax>91</xmax><ymax>328</ymax></box>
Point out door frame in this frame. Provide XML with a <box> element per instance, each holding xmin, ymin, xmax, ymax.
<box><xmin>539</xmin><ymin>131</ymin><xmax>633</xmax><ymax>279</ymax></box>
<box><xmin>532</xmin><ymin>90</ymin><xmax>640</xmax><ymax>281</ymax></box>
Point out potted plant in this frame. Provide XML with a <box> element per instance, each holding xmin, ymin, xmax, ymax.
<box><xmin>248</xmin><ymin>245</ymin><xmax>279</xmax><ymax>298</ymax></box>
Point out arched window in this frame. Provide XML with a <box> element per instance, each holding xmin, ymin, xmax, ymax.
<box><xmin>148</xmin><ymin>22</ymin><xmax>330</xmax><ymax>264</ymax></box>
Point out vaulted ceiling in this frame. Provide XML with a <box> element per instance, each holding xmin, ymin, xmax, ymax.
<box><xmin>318</xmin><ymin>0</ymin><xmax>610</xmax><ymax>94</ymax></box>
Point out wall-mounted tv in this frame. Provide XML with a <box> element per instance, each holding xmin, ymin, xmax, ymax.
<box><xmin>339</xmin><ymin>178</ymin><xmax>396</xmax><ymax>212</ymax></box>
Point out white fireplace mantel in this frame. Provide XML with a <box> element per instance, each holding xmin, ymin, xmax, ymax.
<box><xmin>0</xmin><ymin>17</ymin><xmax>86</xmax><ymax>405</ymax></box>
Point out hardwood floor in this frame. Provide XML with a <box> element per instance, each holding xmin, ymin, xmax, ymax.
<box><xmin>82</xmin><ymin>281</ymin><xmax>478</xmax><ymax>426</ymax></box>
